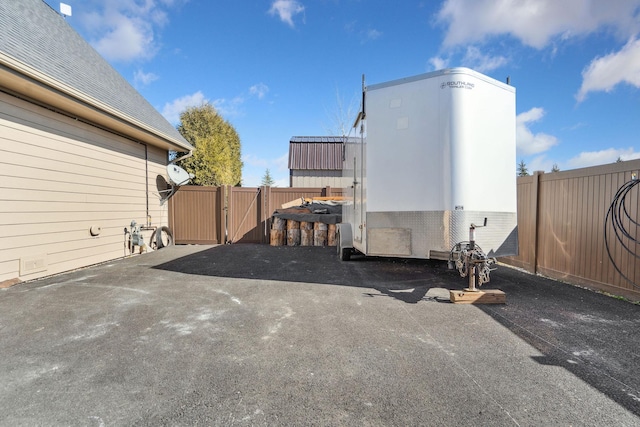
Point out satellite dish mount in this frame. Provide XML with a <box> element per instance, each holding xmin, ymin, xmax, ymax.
<box><xmin>157</xmin><ymin>163</ymin><xmax>193</xmax><ymax>204</ymax></box>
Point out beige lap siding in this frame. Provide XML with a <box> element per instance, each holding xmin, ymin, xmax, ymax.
<box><xmin>0</xmin><ymin>92</ymin><xmax>169</xmax><ymax>283</ymax></box>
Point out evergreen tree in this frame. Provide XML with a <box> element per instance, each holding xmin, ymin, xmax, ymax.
<box><xmin>551</xmin><ymin>163</ymin><xmax>560</xmax><ymax>172</ymax></box>
<box><xmin>175</xmin><ymin>103</ymin><xmax>242</xmax><ymax>186</ymax></box>
<box><xmin>517</xmin><ymin>160</ymin><xmax>529</xmax><ymax>176</ymax></box>
<box><xmin>261</xmin><ymin>168</ymin><xmax>276</xmax><ymax>187</ymax></box>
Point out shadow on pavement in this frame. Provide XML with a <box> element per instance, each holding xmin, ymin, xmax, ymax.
<box><xmin>152</xmin><ymin>244</ymin><xmax>457</xmax><ymax>303</ymax></box>
<box><xmin>479</xmin><ymin>266</ymin><xmax>640</xmax><ymax>417</ymax></box>
<box><xmin>155</xmin><ymin>243</ymin><xmax>640</xmax><ymax>416</ymax></box>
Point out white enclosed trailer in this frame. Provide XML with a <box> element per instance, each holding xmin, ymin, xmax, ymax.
<box><xmin>337</xmin><ymin>68</ymin><xmax>518</xmax><ymax>269</ymax></box>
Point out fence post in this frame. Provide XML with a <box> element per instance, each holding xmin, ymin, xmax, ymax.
<box><xmin>168</xmin><ymin>192</ymin><xmax>174</xmax><ymax>237</ymax></box>
<box><xmin>531</xmin><ymin>171</ymin><xmax>543</xmax><ymax>274</ymax></box>
<box><xmin>261</xmin><ymin>186</ymin><xmax>268</xmax><ymax>243</ymax></box>
<box><xmin>266</xmin><ymin>186</ymin><xmax>272</xmax><ymax>243</ymax></box>
<box><xmin>227</xmin><ymin>185</ymin><xmax>234</xmax><ymax>244</ymax></box>
<box><xmin>218</xmin><ymin>186</ymin><xmax>226</xmax><ymax>244</ymax></box>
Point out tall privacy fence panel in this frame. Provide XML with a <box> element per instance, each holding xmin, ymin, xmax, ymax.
<box><xmin>502</xmin><ymin>159</ymin><xmax>640</xmax><ymax>300</ymax></box>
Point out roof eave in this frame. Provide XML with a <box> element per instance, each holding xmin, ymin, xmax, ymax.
<box><xmin>0</xmin><ymin>56</ymin><xmax>192</xmax><ymax>153</ymax></box>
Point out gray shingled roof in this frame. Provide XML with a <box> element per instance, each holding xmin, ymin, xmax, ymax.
<box><xmin>289</xmin><ymin>136</ymin><xmax>359</xmax><ymax>170</ymax></box>
<box><xmin>0</xmin><ymin>0</ymin><xmax>191</xmax><ymax>150</ymax></box>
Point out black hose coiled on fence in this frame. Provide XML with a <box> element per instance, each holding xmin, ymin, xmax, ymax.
<box><xmin>604</xmin><ymin>177</ymin><xmax>640</xmax><ymax>289</ymax></box>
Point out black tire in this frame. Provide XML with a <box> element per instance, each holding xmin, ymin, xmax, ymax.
<box><xmin>337</xmin><ymin>229</ymin><xmax>351</xmax><ymax>261</ymax></box>
<box><xmin>150</xmin><ymin>226</ymin><xmax>174</xmax><ymax>250</ymax></box>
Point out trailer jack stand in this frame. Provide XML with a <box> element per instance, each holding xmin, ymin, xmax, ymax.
<box><xmin>464</xmin><ymin>261</ymin><xmax>482</xmax><ymax>292</ymax></box>
<box><xmin>448</xmin><ymin>222</ymin><xmax>506</xmax><ymax>304</ymax></box>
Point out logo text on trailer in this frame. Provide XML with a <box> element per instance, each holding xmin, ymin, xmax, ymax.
<box><xmin>440</xmin><ymin>81</ymin><xmax>474</xmax><ymax>90</ymax></box>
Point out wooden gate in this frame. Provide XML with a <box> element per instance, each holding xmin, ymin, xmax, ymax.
<box><xmin>168</xmin><ymin>186</ymin><xmax>224</xmax><ymax>244</ymax></box>
<box><xmin>227</xmin><ymin>186</ymin><xmax>266</xmax><ymax>243</ymax></box>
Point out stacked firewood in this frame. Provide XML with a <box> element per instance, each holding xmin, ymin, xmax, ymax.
<box><xmin>270</xmin><ymin>217</ymin><xmax>337</xmax><ymax>247</ymax></box>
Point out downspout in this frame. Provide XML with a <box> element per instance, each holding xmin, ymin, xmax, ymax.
<box><xmin>171</xmin><ymin>150</ymin><xmax>193</xmax><ymax>165</ymax></box>
<box><xmin>145</xmin><ymin>144</ymin><xmax>149</xmax><ymax>226</ymax></box>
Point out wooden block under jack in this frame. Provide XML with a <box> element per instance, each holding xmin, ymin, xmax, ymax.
<box><xmin>449</xmin><ymin>289</ymin><xmax>506</xmax><ymax>304</ymax></box>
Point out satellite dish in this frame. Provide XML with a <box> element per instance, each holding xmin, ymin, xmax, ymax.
<box><xmin>60</xmin><ymin>3</ymin><xmax>72</xmax><ymax>17</ymax></box>
<box><xmin>167</xmin><ymin>164</ymin><xmax>191</xmax><ymax>186</ymax></box>
<box><xmin>157</xmin><ymin>164</ymin><xmax>193</xmax><ymax>204</ymax></box>
<box><xmin>156</xmin><ymin>175</ymin><xmax>171</xmax><ymax>193</ymax></box>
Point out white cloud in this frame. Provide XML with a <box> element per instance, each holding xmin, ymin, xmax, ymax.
<box><xmin>212</xmin><ymin>96</ymin><xmax>245</xmax><ymax>118</ymax></box>
<box><xmin>93</xmin><ymin>15</ymin><xmax>156</xmax><ymax>62</ymax></box>
<box><xmin>268</xmin><ymin>0</ymin><xmax>305</xmax><ymax>28</ymax></box>
<box><xmin>161</xmin><ymin>91</ymin><xmax>208</xmax><ymax>125</ymax></box>
<box><xmin>437</xmin><ymin>0</ymin><xmax>640</xmax><ymax>49</ymax></box>
<box><xmin>516</xmin><ymin>107</ymin><xmax>558</xmax><ymax>156</ymax></box>
<box><xmin>428</xmin><ymin>46</ymin><xmax>506</xmax><ymax>73</ymax></box>
<box><xmin>274</xmin><ymin>152</ymin><xmax>289</xmax><ymax>171</ymax></box>
<box><xmin>576</xmin><ymin>37</ymin><xmax>640</xmax><ymax>102</ymax></box>
<box><xmin>461</xmin><ymin>46</ymin><xmax>508</xmax><ymax>72</ymax></box>
<box><xmin>566</xmin><ymin>147</ymin><xmax>640</xmax><ymax>169</ymax></box>
<box><xmin>162</xmin><ymin>83</ymin><xmax>266</xmax><ymax>125</ymax></box>
<box><xmin>249</xmin><ymin>83</ymin><xmax>270</xmax><ymax>100</ymax></box>
<box><xmin>134</xmin><ymin>69</ymin><xmax>159</xmax><ymax>86</ymax></box>
<box><xmin>365</xmin><ymin>29</ymin><xmax>382</xmax><ymax>42</ymax></box>
<box><xmin>429</xmin><ymin>56</ymin><xmax>449</xmax><ymax>71</ymax></box>
<box><xmin>242</xmin><ymin>154</ymin><xmax>269</xmax><ymax>168</ymax></box>
<box><xmin>78</xmin><ymin>0</ymin><xmax>183</xmax><ymax>63</ymax></box>
<box><xmin>527</xmin><ymin>155</ymin><xmax>555</xmax><ymax>174</ymax></box>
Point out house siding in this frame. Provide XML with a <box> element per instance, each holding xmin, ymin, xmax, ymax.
<box><xmin>0</xmin><ymin>91</ymin><xmax>169</xmax><ymax>283</ymax></box>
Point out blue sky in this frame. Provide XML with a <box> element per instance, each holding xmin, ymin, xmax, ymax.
<box><xmin>46</xmin><ymin>0</ymin><xmax>640</xmax><ymax>186</ymax></box>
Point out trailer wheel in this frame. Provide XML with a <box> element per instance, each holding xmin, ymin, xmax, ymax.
<box><xmin>337</xmin><ymin>230</ymin><xmax>351</xmax><ymax>261</ymax></box>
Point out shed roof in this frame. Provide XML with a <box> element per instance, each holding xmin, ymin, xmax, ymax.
<box><xmin>288</xmin><ymin>136</ymin><xmax>358</xmax><ymax>170</ymax></box>
<box><xmin>0</xmin><ymin>0</ymin><xmax>192</xmax><ymax>152</ymax></box>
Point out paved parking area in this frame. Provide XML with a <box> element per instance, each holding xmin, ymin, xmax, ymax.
<box><xmin>0</xmin><ymin>244</ymin><xmax>638</xmax><ymax>426</ymax></box>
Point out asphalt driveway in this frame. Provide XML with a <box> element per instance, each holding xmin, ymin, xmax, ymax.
<box><xmin>0</xmin><ymin>244</ymin><xmax>638</xmax><ymax>426</ymax></box>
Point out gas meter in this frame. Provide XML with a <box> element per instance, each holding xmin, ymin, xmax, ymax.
<box><xmin>129</xmin><ymin>220</ymin><xmax>144</xmax><ymax>248</ymax></box>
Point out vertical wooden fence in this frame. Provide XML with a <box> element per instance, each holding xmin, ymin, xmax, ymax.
<box><xmin>503</xmin><ymin>159</ymin><xmax>640</xmax><ymax>300</ymax></box>
<box><xmin>169</xmin><ymin>186</ymin><xmax>342</xmax><ymax>245</ymax></box>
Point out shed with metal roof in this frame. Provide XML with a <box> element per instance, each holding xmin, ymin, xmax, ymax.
<box><xmin>288</xmin><ymin>136</ymin><xmax>356</xmax><ymax>187</ymax></box>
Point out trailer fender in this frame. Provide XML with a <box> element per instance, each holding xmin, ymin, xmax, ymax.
<box><xmin>336</xmin><ymin>223</ymin><xmax>353</xmax><ymax>261</ymax></box>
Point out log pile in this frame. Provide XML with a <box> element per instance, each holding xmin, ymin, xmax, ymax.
<box><xmin>269</xmin><ymin>201</ymin><xmax>342</xmax><ymax>247</ymax></box>
<box><xmin>270</xmin><ymin>218</ymin><xmax>337</xmax><ymax>247</ymax></box>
